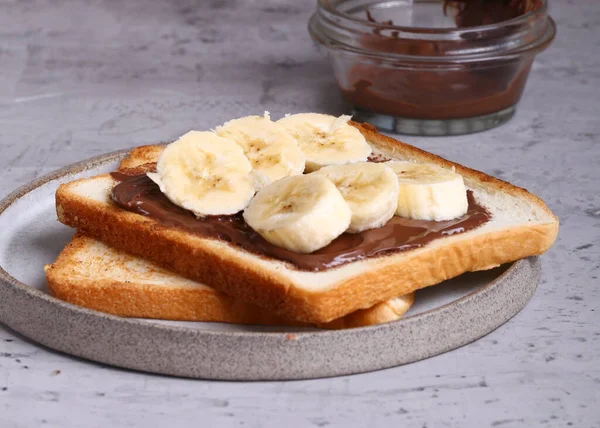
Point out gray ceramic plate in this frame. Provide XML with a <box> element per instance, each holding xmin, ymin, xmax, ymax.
<box><xmin>0</xmin><ymin>150</ymin><xmax>541</xmax><ymax>380</ymax></box>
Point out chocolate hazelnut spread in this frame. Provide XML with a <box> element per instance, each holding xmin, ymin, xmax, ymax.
<box><xmin>341</xmin><ymin>0</ymin><xmax>542</xmax><ymax>120</ymax></box>
<box><xmin>342</xmin><ymin>63</ymin><xmax>532</xmax><ymax>120</ymax></box>
<box><xmin>110</xmin><ymin>172</ymin><xmax>491</xmax><ymax>272</ymax></box>
<box><xmin>443</xmin><ymin>0</ymin><xmax>541</xmax><ymax>27</ymax></box>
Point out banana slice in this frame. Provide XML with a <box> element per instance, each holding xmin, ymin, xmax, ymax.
<box><xmin>216</xmin><ymin>114</ymin><xmax>305</xmax><ymax>185</ymax></box>
<box><xmin>243</xmin><ymin>174</ymin><xmax>352</xmax><ymax>253</ymax></box>
<box><xmin>277</xmin><ymin>113</ymin><xmax>372</xmax><ymax>172</ymax></box>
<box><xmin>385</xmin><ymin>161</ymin><xmax>468</xmax><ymax>221</ymax></box>
<box><xmin>147</xmin><ymin>131</ymin><xmax>255</xmax><ymax>216</ymax></box>
<box><xmin>314</xmin><ymin>162</ymin><xmax>399</xmax><ymax>233</ymax></box>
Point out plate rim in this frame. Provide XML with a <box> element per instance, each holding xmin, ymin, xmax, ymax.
<box><xmin>0</xmin><ymin>149</ymin><xmax>540</xmax><ymax>379</ymax></box>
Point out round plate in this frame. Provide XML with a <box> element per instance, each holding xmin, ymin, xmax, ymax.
<box><xmin>0</xmin><ymin>150</ymin><xmax>540</xmax><ymax>380</ymax></box>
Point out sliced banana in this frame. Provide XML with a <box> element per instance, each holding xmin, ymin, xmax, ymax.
<box><xmin>243</xmin><ymin>174</ymin><xmax>352</xmax><ymax>254</ymax></box>
<box><xmin>314</xmin><ymin>162</ymin><xmax>399</xmax><ymax>233</ymax></box>
<box><xmin>385</xmin><ymin>161</ymin><xmax>468</xmax><ymax>221</ymax></box>
<box><xmin>248</xmin><ymin>170</ymin><xmax>271</xmax><ymax>192</ymax></box>
<box><xmin>147</xmin><ymin>131</ymin><xmax>255</xmax><ymax>216</ymax></box>
<box><xmin>216</xmin><ymin>113</ymin><xmax>305</xmax><ymax>185</ymax></box>
<box><xmin>277</xmin><ymin>113</ymin><xmax>372</xmax><ymax>172</ymax></box>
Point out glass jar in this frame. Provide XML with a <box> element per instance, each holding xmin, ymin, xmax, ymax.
<box><xmin>309</xmin><ymin>0</ymin><xmax>556</xmax><ymax>136</ymax></box>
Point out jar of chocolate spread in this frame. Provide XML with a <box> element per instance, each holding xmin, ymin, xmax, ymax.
<box><xmin>309</xmin><ymin>0</ymin><xmax>556</xmax><ymax>135</ymax></box>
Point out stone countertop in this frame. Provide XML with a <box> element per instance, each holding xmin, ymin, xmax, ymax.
<box><xmin>0</xmin><ymin>0</ymin><xmax>598</xmax><ymax>427</ymax></box>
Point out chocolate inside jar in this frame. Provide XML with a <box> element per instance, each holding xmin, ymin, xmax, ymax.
<box><xmin>110</xmin><ymin>163</ymin><xmax>491</xmax><ymax>272</ymax></box>
<box><xmin>340</xmin><ymin>0</ymin><xmax>544</xmax><ymax>121</ymax></box>
<box><xmin>442</xmin><ymin>0</ymin><xmax>542</xmax><ymax>27</ymax></box>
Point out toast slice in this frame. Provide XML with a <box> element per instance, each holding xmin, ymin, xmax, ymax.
<box><xmin>45</xmin><ymin>234</ymin><xmax>414</xmax><ymax>329</ymax></box>
<box><xmin>55</xmin><ymin>122</ymin><xmax>558</xmax><ymax>323</ymax></box>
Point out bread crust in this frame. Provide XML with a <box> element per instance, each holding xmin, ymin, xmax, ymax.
<box><xmin>117</xmin><ymin>145</ymin><xmax>164</xmax><ymax>172</ymax></box>
<box><xmin>55</xmin><ymin>124</ymin><xmax>558</xmax><ymax>323</ymax></box>
<box><xmin>45</xmin><ymin>234</ymin><xmax>413</xmax><ymax>328</ymax></box>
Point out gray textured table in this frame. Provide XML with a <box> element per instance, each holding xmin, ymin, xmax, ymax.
<box><xmin>0</xmin><ymin>1</ymin><xmax>598</xmax><ymax>427</ymax></box>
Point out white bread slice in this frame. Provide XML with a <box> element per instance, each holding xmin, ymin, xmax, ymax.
<box><xmin>45</xmin><ymin>234</ymin><xmax>414</xmax><ymax>329</ymax></box>
<box><xmin>55</xmin><ymin>122</ymin><xmax>558</xmax><ymax>323</ymax></box>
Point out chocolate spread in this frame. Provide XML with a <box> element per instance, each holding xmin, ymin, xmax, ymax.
<box><xmin>443</xmin><ymin>0</ymin><xmax>541</xmax><ymax>27</ymax></box>
<box><xmin>110</xmin><ymin>172</ymin><xmax>491</xmax><ymax>272</ymax></box>
<box><xmin>342</xmin><ymin>0</ymin><xmax>542</xmax><ymax>120</ymax></box>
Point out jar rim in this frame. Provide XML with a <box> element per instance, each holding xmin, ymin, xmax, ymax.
<box><xmin>317</xmin><ymin>0</ymin><xmax>549</xmax><ymax>35</ymax></box>
<box><xmin>309</xmin><ymin>0</ymin><xmax>556</xmax><ymax>62</ymax></box>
